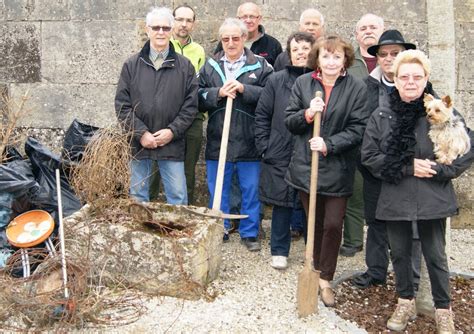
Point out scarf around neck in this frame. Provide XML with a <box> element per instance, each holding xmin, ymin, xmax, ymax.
<box><xmin>380</xmin><ymin>89</ymin><xmax>427</xmax><ymax>184</ymax></box>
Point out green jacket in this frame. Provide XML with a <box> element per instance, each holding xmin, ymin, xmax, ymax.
<box><xmin>171</xmin><ymin>37</ymin><xmax>206</xmax><ymax>73</ymax></box>
<box><xmin>347</xmin><ymin>47</ymin><xmax>369</xmax><ymax>79</ymax></box>
<box><xmin>171</xmin><ymin>37</ymin><xmax>206</xmax><ymax>120</ymax></box>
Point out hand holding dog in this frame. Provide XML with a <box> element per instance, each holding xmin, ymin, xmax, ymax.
<box><xmin>414</xmin><ymin>158</ymin><xmax>437</xmax><ymax>178</ymax></box>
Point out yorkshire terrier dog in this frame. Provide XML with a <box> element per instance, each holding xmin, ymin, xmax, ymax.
<box><xmin>424</xmin><ymin>93</ymin><xmax>471</xmax><ymax>165</ymax></box>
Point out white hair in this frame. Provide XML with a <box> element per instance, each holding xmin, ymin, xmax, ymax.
<box><xmin>393</xmin><ymin>49</ymin><xmax>432</xmax><ymax>77</ymax></box>
<box><xmin>146</xmin><ymin>7</ymin><xmax>174</xmax><ymax>27</ymax></box>
<box><xmin>356</xmin><ymin>13</ymin><xmax>384</xmax><ymax>31</ymax></box>
<box><xmin>218</xmin><ymin>18</ymin><xmax>248</xmax><ymax>37</ymax></box>
<box><xmin>299</xmin><ymin>8</ymin><xmax>325</xmax><ymax>27</ymax></box>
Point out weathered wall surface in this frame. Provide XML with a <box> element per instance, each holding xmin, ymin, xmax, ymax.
<box><xmin>1</xmin><ymin>0</ymin><xmax>473</xmax><ymax>226</ymax></box>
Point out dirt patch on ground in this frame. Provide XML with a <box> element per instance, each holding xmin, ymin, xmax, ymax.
<box><xmin>334</xmin><ymin>272</ymin><xmax>473</xmax><ymax>333</ymax></box>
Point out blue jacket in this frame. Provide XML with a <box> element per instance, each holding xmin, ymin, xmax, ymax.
<box><xmin>198</xmin><ymin>48</ymin><xmax>273</xmax><ymax>161</ymax></box>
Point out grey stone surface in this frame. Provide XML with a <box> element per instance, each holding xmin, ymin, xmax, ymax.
<box><xmin>0</xmin><ymin>22</ymin><xmax>40</xmax><ymax>83</ymax></box>
<box><xmin>0</xmin><ymin>1</ymin><xmax>5</xmax><ymax>20</ymax></box>
<box><xmin>10</xmin><ymin>83</ymin><xmax>116</xmax><ymax>128</ymax></box>
<box><xmin>64</xmin><ymin>203</ymin><xmax>223</xmax><ymax>299</ymax></box>
<box><xmin>41</xmin><ymin>21</ymin><xmax>140</xmax><ymax>84</ymax></box>
<box><xmin>456</xmin><ymin>22</ymin><xmax>474</xmax><ymax>90</ymax></box>
<box><xmin>454</xmin><ymin>0</ymin><xmax>474</xmax><ymax>23</ymax></box>
<box><xmin>70</xmin><ymin>0</ymin><xmax>166</xmax><ymax>20</ymax></box>
<box><xmin>4</xmin><ymin>0</ymin><xmax>70</xmax><ymax>21</ymax></box>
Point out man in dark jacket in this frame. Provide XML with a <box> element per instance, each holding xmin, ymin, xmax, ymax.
<box><xmin>199</xmin><ymin>18</ymin><xmax>273</xmax><ymax>251</ymax></box>
<box><xmin>115</xmin><ymin>7</ymin><xmax>198</xmax><ymax>204</ymax></box>
<box><xmin>341</xmin><ymin>13</ymin><xmax>385</xmax><ymax>257</ymax></box>
<box><xmin>273</xmin><ymin>8</ymin><xmax>325</xmax><ymax>71</ymax></box>
<box><xmin>214</xmin><ymin>2</ymin><xmax>282</xmax><ymax>66</ymax></box>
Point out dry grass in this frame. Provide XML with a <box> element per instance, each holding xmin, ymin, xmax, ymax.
<box><xmin>0</xmin><ymin>87</ymin><xmax>30</xmax><ymax>163</ymax></box>
<box><xmin>0</xmin><ymin>248</ymin><xmax>146</xmax><ymax>331</ymax></box>
<box><xmin>69</xmin><ymin>125</ymin><xmax>131</xmax><ymax>212</ymax></box>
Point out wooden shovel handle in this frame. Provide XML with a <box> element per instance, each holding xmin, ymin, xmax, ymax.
<box><xmin>305</xmin><ymin>91</ymin><xmax>322</xmax><ymax>266</ymax></box>
<box><xmin>212</xmin><ymin>97</ymin><xmax>233</xmax><ymax>211</ymax></box>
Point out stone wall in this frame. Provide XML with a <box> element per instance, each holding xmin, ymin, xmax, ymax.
<box><xmin>1</xmin><ymin>0</ymin><xmax>473</xmax><ymax>226</ymax></box>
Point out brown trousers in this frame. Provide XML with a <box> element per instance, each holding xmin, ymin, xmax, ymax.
<box><xmin>300</xmin><ymin>192</ymin><xmax>348</xmax><ymax>281</ymax></box>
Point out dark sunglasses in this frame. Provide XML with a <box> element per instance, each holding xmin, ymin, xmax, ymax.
<box><xmin>149</xmin><ymin>25</ymin><xmax>172</xmax><ymax>32</ymax></box>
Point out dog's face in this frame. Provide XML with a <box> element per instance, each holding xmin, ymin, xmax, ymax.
<box><xmin>424</xmin><ymin>93</ymin><xmax>453</xmax><ymax>125</ymax></box>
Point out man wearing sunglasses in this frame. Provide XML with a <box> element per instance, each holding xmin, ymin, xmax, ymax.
<box><xmin>353</xmin><ymin>29</ymin><xmax>423</xmax><ymax>290</ymax></box>
<box><xmin>214</xmin><ymin>2</ymin><xmax>282</xmax><ymax>66</ymax></box>
<box><xmin>115</xmin><ymin>7</ymin><xmax>198</xmax><ymax>204</ymax></box>
<box><xmin>198</xmin><ymin>18</ymin><xmax>273</xmax><ymax>252</ymax></box>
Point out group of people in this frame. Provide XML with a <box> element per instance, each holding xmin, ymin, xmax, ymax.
<box><xmin>114</xmin><ymin>3</ymin><xmax>473</xmax><ymax>333</ymax></box>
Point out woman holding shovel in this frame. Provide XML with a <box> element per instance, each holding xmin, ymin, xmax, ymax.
<box><xmin>285</xmin><ymin>35</ymin><xmax>368</xmax><ymax>307</ymax></box>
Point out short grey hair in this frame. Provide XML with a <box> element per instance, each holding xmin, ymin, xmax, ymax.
<box><xmin>146</xmin><ymin>7</ymin><xmax>174</xmax><ymax>27</ymax></box>
<box><xmin>356</xmin><ymin>13</ymin><xmax>384</xmax><ymax>31</ymax></box>
<box><xmin>218</xmin><ymin>18</ymin><xmax>248</xmax><ymax>37</ymax></box>
<box><xmin>299</xmin><ymin>8</ymin><xmax>325</xmax><ymax>27</ymax></box>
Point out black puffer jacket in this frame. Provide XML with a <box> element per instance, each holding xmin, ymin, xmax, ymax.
<box><xmin>285</xmin><ymin>72</ymin><xmax>368</xmax><ymax>196</ymax></box>
<box><xmin>361</xmin><ymin>91</ymin><xmax>474</xmax><ymax>221</ymax></box>
<box><xmin>360</xmin><ymin>67</ymin><xmax>392</xmax><ymax>221</ymax></box>
<box><xmin>255</xmin><ymin>66</ymin><xmax>311</xmax><ymax>207</ymax></box>
<box><xmin>198</xmin><ymin>48</ymin><xmax>274</xmax><ymax>161</ymax></box>
<box><xmin>115</xmin><ymin>41</ymin><xmax>198</xmax><ymax>160</ymax></box>
<box><xmin>214</xmin><ymin>25</ymin><xmax>282</xmax><ymax>66</ymax></box>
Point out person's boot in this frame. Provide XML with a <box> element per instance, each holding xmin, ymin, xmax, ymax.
<box><xmin>435</xmin><ymin>308</ymin><xmax>455</xmax><ymax>334</ymax></box>
<box><xmin>387</xmin><ymin>298</ymin><xmax>416</xmax><ymax>331</ymax></box>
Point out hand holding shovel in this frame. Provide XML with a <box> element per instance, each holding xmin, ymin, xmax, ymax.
<box><xmin>297</xmin><ymin>91</ymin><xmax>323</xmax><ymax>317</ymax></box>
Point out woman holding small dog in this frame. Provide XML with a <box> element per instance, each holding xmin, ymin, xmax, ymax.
<box><xmin>361</xmin><ymin>49</ymin><xmax>473</xmax><ymax>333</ymax></box>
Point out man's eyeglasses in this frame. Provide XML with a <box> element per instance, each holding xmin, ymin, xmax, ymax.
<box><xmin>238</xmin><ymin>15</ymin><xmax>260</xmax><ymax>20</ymax></box>
<box><xmin>148</xmin><ymin>25</ymin><xmax>172</xmax><ymax>32</ymax></box>
<box><xmin>221</xmin><ymin>36</ymin><xmax>242</xmax><ymax>43</ymax></box>
<box><xmin>175</xmin><ymin>17</ymin><xmax>194</xmax><ymax>24</ymax></box>
<box><xmin>397</xmin><ymin>74</ymin><xmax>426</xmax><ymax>82</ymax></box>
<box><xmin>377</xmin><ymin>50</ymin><xmax>401</xmax><ymax>58</ymax></box>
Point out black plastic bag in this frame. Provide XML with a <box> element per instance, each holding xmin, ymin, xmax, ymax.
<box><xmin>0</xmin><ymin>159</ymin><xmax>39</xmax><ymax>197</ymax></box>
<box><xmin>0</xmin><ymin>160</ymin><xmax>39</xmax><ymax>227</ymax></box>
<box><xmin>2</xmin><ymin>146</ymin><xmax>23</xmax><ymax>162</ymax></box>
<box><xmin>62</xmin><ymin>119</ymin><xmax>99</xmax><ymax>162</ymax></box>
<box><xmin>25</xmin><ymin>137</ymin><xmax>81</xmax><ymax>220</ymax></box>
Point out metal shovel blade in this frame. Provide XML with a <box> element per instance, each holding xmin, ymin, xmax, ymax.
<box><xmin>183</xmin><ymin>206</ymin><xmax>248</xmax><ymax>220</ymax></box>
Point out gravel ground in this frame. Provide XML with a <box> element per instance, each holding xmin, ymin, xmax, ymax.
<box><xmin>113</xmin><ymin>221</ymin><xmax>472</xmax><ymax>333</ymax></box>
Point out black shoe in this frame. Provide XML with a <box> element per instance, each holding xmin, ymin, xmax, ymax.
<box><xmin>240</xmin><ymin>237</ymin><xmax>261</xmax><ymax>252</ymax></box>
<box><xmin>339</xmin><ymin>244</ymin><xmax>363</xmax><ymax>257</ymax></box>
<box><xmin>352</xmin><ymin>272</ymin><xmax>385</xmax><ymax>289</ymax></box>
<box><xmin>223</xmin><ymin>232</ymin><xmax>230</xmax><ymax>243</ymax></box>
<box><xmin>291</xmin><ymin>230</ymin><xmax>303</xmax><ymax>240</ymax></box>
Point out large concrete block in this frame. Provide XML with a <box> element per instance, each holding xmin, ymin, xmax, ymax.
<box><xmin>182</xmin><ymin>0</ymin><xmax>240</xmax><ymax>21</ymax></box>
<box><xmin>455</xmin><ymin>91</ymin><xmax>474</xmax><ymax>127</ymax></box>
<box><xmin>0</xmin><ymin>22</ymin><xmax>41</xmax><ymax>83</ymax></box>
<box><xmin>10</xmin><ymin>83</ymin><xmax>116</xmax><ymax>129</ymax></box>
<box><xmin>339</xmin><ymin>0</ymin><xmax>425</xmax><ymax>21</ymax></box>
<box><xmin>41</xmin><ymin>21</ymin><xmax>140</xmax><ymax>85</ymax></box>
<box><xmin>456</xmin><ymin>22</ymin><xmax>474</xmax><ymax>89</ymax></box>
<box><xmin>4</xmin><ymin>0</ymin><xmax>70</xmax><ymax>20</ymax></box>
<box><xmin>70</xmin><ymin>0</ymin><xmax>168</xmax><ymax>20</ymax></box>
<box><xmin>64</xmin><ymin>203</ymin><xmax>223</xmax><ymax>299</ymax></box>
<box><xmin>452</xmin><ymin>167</ymin><xmax>474</xmax><ymax>228</ymax></box>
<box><xmin>454</xmin><ymin>0</ymin><xmax>474</xmax><ymax>23</ymax></box>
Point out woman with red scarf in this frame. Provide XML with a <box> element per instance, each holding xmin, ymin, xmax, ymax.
<box><xmin>285</xmin><ymin>35</ymin><xmax>368</xmax><ymax>307</ymax></box>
